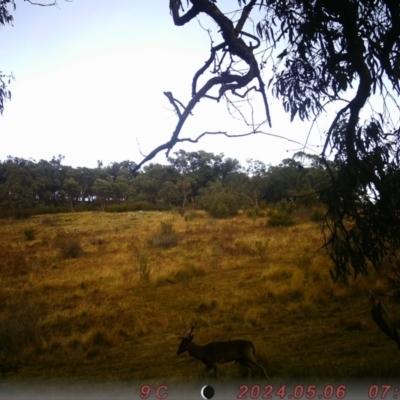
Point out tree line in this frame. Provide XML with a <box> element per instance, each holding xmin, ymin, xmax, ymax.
<box><xmin>0</xmin><ymin>150</ymin><xmax>334</xmax><ymax>218</ymax></box>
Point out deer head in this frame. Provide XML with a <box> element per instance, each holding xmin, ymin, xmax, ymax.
<box><xmin>177</xmin><ymin>323</ymin><xmax>196</xmax><ymax>355</ymax></box>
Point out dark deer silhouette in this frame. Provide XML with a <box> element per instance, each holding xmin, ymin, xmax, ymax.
<box><xmin>177</xmin><ymin>323</ymin><xmax>269</xmax><ymax>380</ymax></box>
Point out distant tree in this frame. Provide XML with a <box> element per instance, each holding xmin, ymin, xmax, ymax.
<box><xmin>32</xmin><ymin>159</ymin><xmax>63</xmax><ymax>206</ymax></box>
<box><xmin>158</xmin><ymin>181</ymin><xmax>180</xmax><ymax>208</ymax></box>
<box><xmin>63</xmin><ymin>177</ymin><xmax>80</xmax><ymax>211</ymax></box>
<box><xmin>199</xmin><ymin>180</ymin><xmax>239</xmax><ymax>218</ymax></box>
<box><xmin>104</xmin><ymin>161</ymin><xmax>139</xmax><ymax>203</ymax></box>
<box><xmin>245</xmin><ymin>159</ymin><xmax>269</xmax><ymax>208</ymax></box>
<box><xmin>105</xmin><ymin>160</ymin><xmax>138</xmax><ymax>181</ymax></box>
<box><xmin>292</xmin><ymin>152</ymin><xmax>335</xmax><ymax>207</ymax></box>
<box><xmin>223</xmin><ymin>170</ymin><xmax>253</xmax><ymax>208</ymax></box>
<box><xmin>215</xmin><ymin>157</ymin><xmax>242</xmax><ymax>185</ymax></box>
<box><xmin>168</xmin><ymin>150</ymin><xmax>224</xmax><ymax>204</ymax></box>
<box><xmin>176</xmin><ymin>177</ymin><xmax>193</xmax><ymax>209</ymax></box>
<box><xmin>0</xmin><ymin>157</ymin><xmax>35</xmax><ymax>216</ymax></box>
<box><xmin>133</xmin><ymin>164</ymin><xmax>179</xmax><ymax>204</ymax></box>
<box><xmin>73</xmin><ymin>167</ymin><xmax>97</xmax><ymax>202</ymax></box>
<box><xmin>262</xmin><ymin>164</ymin><xmax>301</xmax><ymax>204</ymax></box>
<box><xmin>92</xmin><ymin>179</ymin><xmax>112</xmax><ymax>211</ymax></box>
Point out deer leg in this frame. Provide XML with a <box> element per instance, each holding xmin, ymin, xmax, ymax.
<box><xmin>247</xmin><ymin>366</ymin><xmax>252</xmax><ymax>381</ymax></box>
<box><xmin>248</xmin><ymin>353</ymin><xmax>270</xmax><ymax>379</ymax></box>
<box><xmin>203</xmin><ymin>365</ymin><xmax>212</xmax><ymax>383</ymax></box>
<box><xmin>252</xmin><ymin>362</ymin><xmax>269</xmax><ymax>379</ymax></box>
<box><xmin>212</xmin><ymin>364</ymin><xmax>219</xmax><ymax>379</ymax></box>
<box><xmin>257</xmin><ymin>363</ymin><xmax>269</xmax><ymax>379</ymax></box>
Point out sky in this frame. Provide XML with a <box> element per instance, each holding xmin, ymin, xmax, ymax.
<box><xmin>0</xmin><ymin>0</ymin><xmax>388</xmax><ymax>170</ymax></box>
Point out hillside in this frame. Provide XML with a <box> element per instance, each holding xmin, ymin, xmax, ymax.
<box><xmin>0</xmin><ymin>209</ymin><xmax>398</xmax><ymax>391</ymax></box>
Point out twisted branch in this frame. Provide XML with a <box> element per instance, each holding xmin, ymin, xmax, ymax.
<box><xmin>134</xmin><ymin>0</ymin><xmax>271</xmax><ymax>171</ymax></box>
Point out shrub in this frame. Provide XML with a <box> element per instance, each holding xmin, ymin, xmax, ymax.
<box><xmin>176</xmin><ymin>207</ymin><xmax>185</xmax><ymax>217</ymax></box>
<box><xmin>150</xmin><ymin>234</ymin><xmax>179</xmax><ymax>248</ymax></box>
<box><xmin>184</xmin><ymin>209</ymin><xmax>202</xmax><ymax>221</ymax></box>
<box><xmin>2</xmin><ymin>251</ymin><xmax>28</xmax><ymax>276</ymax></box>
<box><xmin>14</xmin><ymin>209</ymin><xmax>32</xmax><ymax>219</ymax></box>
<box><xmin>160</xmin><ymin>220</ymin><xmax>175</xmax><ymax>235</ymax></box>
<box><xmin>310</xmin><ymin>208</ymin><xmax>326</xmax><ymax>222</ymax></box>
<box><xmin>134</xmin><ymin>249</ymin><xmax>151</xmax><ymax>281</ymax></box>
<box><xmin>197</xmin><ymin>299</ymin><xmax>218</xmax><ymax>313</ymax></box>
<box><xmin>24</xmin><ymin>228</ymin><xmax>35</xmax><ymax>241</ymax></box>
<box><xmin>267</xmin><ymin>212</ymin><xmax>295</xmax><ymax>227</ymax></box>
<box><xmin>246</xmin><ymin>207</ymin><xmax>266</xmax><ymax>219</ymax></box>
<box><xmin>41</xmin><ymin>216</ymin><xmax>58</xmax><ymax>226</ymax></box>
<box><xmin>149</xmin><ymin>220</ymin><xmax>179</xmax><ymax>248</ymax></box>
<box><xmin>88</xmin><ymin>330</ymin><xmax>113</xmax><ymax>348</ymax></box>
<box><xmin>0</xmin><ymin>309</ymin><xmax>43</xmax><ymax>352</ymax></box>
<box><xmin>59</xmin><ymin>240</ymin><xmax>85</xmax><ymax>258</ymax></box>
<box><xmin>173</xmin><ymin>262</ymin><xmax>205</xmax><ymax>285</ymax></box>
<box><xmin>254</xmin><ymin>240</ymin><xmax>268</xmax><ymax>261</ymax></box>
<box><xmin>276</xmin><ymin>200</ymin><xmax>296</xmax><ymax>215</ymax></box>
<box><xmin>208</xmin><ymin>202</ymin><xmax>230</xmax><ymax>218</ymax></box>
<box><xmin>199</xmin><ymin>181</ymin><xmax>239</xmax><ymax>218</ymax></box>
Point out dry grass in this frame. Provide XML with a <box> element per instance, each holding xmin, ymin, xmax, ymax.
<box><xmin>0</xmin><ymin>209</ymin><xmax>398</xmax><ymax>386</ymax></box>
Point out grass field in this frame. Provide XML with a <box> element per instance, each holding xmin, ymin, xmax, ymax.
<box><xmin>0</xmin><ymin>209</ymin><xmax>399</xmax><ymax>388</ymax></box>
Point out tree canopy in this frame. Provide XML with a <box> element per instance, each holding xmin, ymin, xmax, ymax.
<box><xmin>0</xmin><ymin>151</ymin><xmax>331</xmax><ymax>216</ymax></box>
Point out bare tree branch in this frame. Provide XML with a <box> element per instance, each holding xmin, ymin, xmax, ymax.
<box><xmin>134</xmin><ymin>0</ymin><xmax>274</xmax><ymax>172</ymax></box>
<box><xmin>169</xmin><ymin>0</ymin><xmax>200</xmax><ymax>26</ymax></box>
<box><xmin>177</xmin><ymin>129</ymin><xmax>315</xmax><ymax>149</ymax></box>
<box><xmin>163</xmin><ymin>92</ymin><xmax>183</xmax><ymax>118</ymax></box>
<box><xmin>24</xmin><ymin>0</ymin><xmax>57</xmax><ymax>5</ymax></box>
<box><xmin>192</xmin><ymin>41</ymin><xmax>225</xmax><ymax>97</ymax></box>
<box><xmin>235</xmin><ymin>0</ymin><xmax>257</xmax><ymax>34</ymax></box>
<box><xmin>134</xmin><ymin>127</ymin><xmax>318</xmax><ymax>171</ymax></box>
<box><xmin>24</xmin><ymin>0</ymin><xmax>72</xmax><ymax>6</ymax></box>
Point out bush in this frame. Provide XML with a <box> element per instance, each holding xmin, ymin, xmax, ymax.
<box><xmin>246</xmin><ymin>207</ymin><xmax>266</xmax><ymax>219</ymax></box>
<box><xmin>173</xmin><ymin>262</ymin><xmax>206</xmax><ymax>285</ymax></box>
<box><xmin>134</xmin><ymin>249</ymin><xmax>151</xmax><ymax>281</ymax></box>
<box><xmin>310</xmin><ymin>208</ymin><xmax>326</xmax><ymax>222</ymax></box>
<box><xmin>59</xmin><ymin>240</ymin><xmax>85</xmax><ymax>258</ymax></box>
<box><xmin>42</xmin><ymin>216</ymin><xmax>59</xmax><ymax>226</ymax></box>
<box><xmin>14</xmin><ymin>209</ymin><xmax>32</xmax><ymax>219</ymax></box>
<box><xmin>276</xmin><ymin>200</ymin><xmax>296</xmax><ymax>214</ymax></box>
<box><xmin>149</xmin><ymin>220</ymin><xmax>179</xmax><ymax>248</ymax></box>
<box><xmin>200</xmin><ymin>182</ymin><xmax>239</xmax><ymax>219</ymax></box>
<box><xmin>160</xmin><ymin>220</ymin><xmax>175</xmax><ymax>235</ymax></box>
<box><xmin>149</xmin><ymin>234</ymin><xmax>179</xmax><ymax>248</ymax></box>
<box><xmin>254</xmin><ymin>240</ymin><xmax>268</xmax><ymax>261</ymax></box>
<box><xmin>208</xmin><ymin>202</ymin><xmax>231</xmax><ymax>218</ymax></box>
<box><xmin>182</xmin><ymin>209</ymin><xmax>202</xmax><ymax>221</ymax></box>
<box><xmin>267</xmin><ymin>212</ymin><xmax>295</xmax><ymax>227</ymax></box>
<box><xmin>176</xmin><ymin>207</ymin><xmax>185</xmax><ymax>217</ymax></box>
<box><xmin>2</xmin><ymin>251</ymin><xmax>28</xmax><ymax>276</ymax></box>
<box><xmin>0</xmin><ymin>308</ymin><xmax>43</xmax><ymax>353</ymax></box>
<box><xmin>24</xmin><ymin>228</ymin><xmax>35</xmax><ymax>241</ymax></box>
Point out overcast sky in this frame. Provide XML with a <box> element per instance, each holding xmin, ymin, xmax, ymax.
<box><xmin>0</xmin><ymin>0</ymin><xmax>383</xmax><ymax>170</ymax></box>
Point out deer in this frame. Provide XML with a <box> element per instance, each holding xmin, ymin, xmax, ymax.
<box><xmin>176</xmin><ymin>323</ymin><xmax>269</xmax><ymax>380</ymax></box>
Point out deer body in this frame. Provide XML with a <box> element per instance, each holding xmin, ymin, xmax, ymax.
<box><xmin>177</xmin><ymin>326</ymin><xmax>269</xmax><ymax>379</ymax></box>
